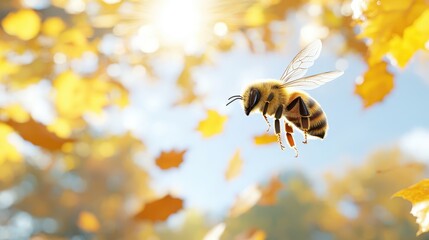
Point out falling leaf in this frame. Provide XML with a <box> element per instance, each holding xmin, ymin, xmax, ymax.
<box><xmin>197</xmin><ymin>109</ymin><xmax>227</xmax><ymax>138</ymax></box>
<box><xmin>355</xmin><ymin>61</ymin><xmax>394</xmax><ymax>107</ymax></box>
<box><xmin>134</xmin><ymin>194</ymin><xmax>183</xmax><ymax>222</ymax></box>
<box><xmin>253</xmin><ymin>133</ymin><xmax>277</xmax><ymax>145</ymax></box>
<box><xmin>235</xmin><ymin>228</ymin><xmax>267</xmax><ymax>240</ymax></box>
<box><xmin>155</xmin><ymin>150</ymin><xmax>186</xmax><ymax>170</ymax></box>
<box><xmin>77</xmin><ymin>211</ymin><xmax>100</xmax><ymax>233</ymax></box>
<box><xmin>225</xmin><ymin>149</ymin><xmax>243</xmax><ymax>181</ymax></box>
<box><xmin>2</xmin><ymin>9</ymin><xmax>41</xmax><ymax>40</ymax></box>
<box><xmin>394</xmin><ymin>179</ymin><xmax>429</xmax><ymax>236</ymax></box>
<box><xmin>258</xmin><ymin>176</ymin><xmax>284</xmax><ymax>206</ymax></box>
<box><xmin>1</xmin><ymin>117</ymin><xmax>73</xmax><ymax>151</ymax></box>
<box><xmin>203</xmin><ymin>223</ymin><xmax>226</xmax><ymax>240</ymax></box>
<box><xmin>229</xmin><ymin>185</ymin><xmax>261</xmax><ymax>218</ymax></box>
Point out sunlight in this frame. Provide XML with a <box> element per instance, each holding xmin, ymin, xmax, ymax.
<box><xmin>151</xmin><ymin>0</ymin><xmax>207</xmax><ymax>48</ymax></box>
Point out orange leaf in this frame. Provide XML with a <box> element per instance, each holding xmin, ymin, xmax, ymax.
<box><xmin>155</xmin><ymin>150</ymin><xmax>186</xmax><ymax>170</ymax></box>
<box><xmin>235</xmin><ymin>228</ymin><xmax>267</xmax><ymax>240</ymax></box>
<box><xmin>394</xmin><ymin>179</ymin><xmax>429</xmax><ymax>235</ymax></box>
<box><xmin>355</xmin><ymin>61</ymin><xmax>394</xmax><ymax>108</ymax></box>
<box><xmin>1</xmin><ymin>117</ymin><xmax>73</xmax><ymax>151</ymax></box>
<box><xmin>253</xmin><ymin>133</ymin><xmax>277</xmax><ymax>145</ymax></box>
<box><xmin>197</xmin><ymin>109</ymin><xmax>227</xmax><ymax>138</ymax></box>
<box><xmin>258</xmin><ymin>176</ymin><xmax>284</xmax><ymax>206</ymax></box>
<box><xmin>229</xmin><ymin>185</ymin><xmax>261</xmax><ymax>217</ymax></box>
<box><xmin>225</xmin><ymin>149</ymin><xmax>243</xmax><ymax>181</ymax></box>
<box><xmin>134</xmin><ymin>194</ymin><xmax>183</xmax><ymax>222</ymax></box>
<box><xmin>77</xmin><ymin>211</ymin><xmax>100</xmax><ymax>233</ymax></box>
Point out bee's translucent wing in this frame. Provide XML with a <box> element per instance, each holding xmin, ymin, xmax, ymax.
<box><xmin>280</xmin><ymin>39</ymin><xmax>322</xmax><ymax>83</ymax></box>
<box><xmin>282</xmin><ymin>71</ymin><xmax>344</xmax><ymax>90</ymax></box>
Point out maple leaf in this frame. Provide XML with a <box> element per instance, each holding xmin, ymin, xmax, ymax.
<box><xmin>229</xmin><ymin>185</ymin><xmax>261</xmax><ymax>218</ymax></box>
<box><xmin>225</xmin><ymin>149</ymin><xmax>243</xmax><ymax>181</ymax></box>
<box><xmin>155</xmin><ymin>150</ymin><xmax>186</xmax><ymax>170</ymax></box>
<box><xmin>2</xmin><ymin>9</ymin><xmax>41</xmax><ymax>40</ymax></box>
<box><xmin>355</xmin><ymin>61</ymin><xmax>394</xmax><ymax>107</ymax></box>
<box><xmin>394</xmin><ymin>179</ymin><xmax>429</xmax><ymax>236</ymax></box>
<box><xmin>197</xmin><ymin>109</ymin><xmax>227</xmax><ymax>138</ymax></box>
<box><xmin>134</xmin><ymin>194</ymin><xmax>183</xmax><ymax>222</ymax></box>
<box><xmin>77</xmin><ymin>211</ymin><xmax>100</xmax><ymax>233</ymax></box>
<box><xmin>1</xmin><ymin>117</ymin><xmax>73</xmax><ymax>151</ymax></box>
<box><xmin>253</xmin><ymin>133</ymin><xmax>277</xmax><ymax>145</ymax></box>
<box><xmin>258</xmin><ymin>175</ymin><xmax>284</xmax><ymax>206</ymax></box>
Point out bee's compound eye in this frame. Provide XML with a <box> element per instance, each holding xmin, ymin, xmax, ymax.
<box><xmin>250</xmin><ymin>89</ymin><xmax>260</xmax><ymax>106</ymax></box>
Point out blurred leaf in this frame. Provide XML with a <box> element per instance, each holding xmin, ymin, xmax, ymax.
<box><xmin>355</xmin><ymin>61</ymin><xmax>394</xmax><ymax>107</ymax></box>
<box><xmin>155</xmin><ymin>150</ymin><xmax>186</xmax><ymax>170</ymax></box>
<box><xmin>134</xmin><ymin>194</ymin><xmax>183</xmax><ymax>222</ymax></box>
<box><xmin>2</xmin><ymin>9</ymin><xmax>41</xmax><ymax>40</ymax></box>
<box><xmin>235</xmin><ymin>228</ymin><xmax>266</xmax><ymax>240</ymax></box>
<box><xmin>258</xmin><ymin>175</ymin><xmax>284</xmax><ymax>206</ymax></box>
<box><xmin>230</xmin><ymin>185</ymin><xmax>261</xmax><ymax>218</ymax></box>
<box><xmin>394</xmin><ymin>179</ymin><xmax>429</xmax><ymax>236</ymax></box>
<box><xmin>197</xmin><ymin>109</ymin><xmax>227</xmax><ymax>138</ymax></box>
<box><xmin>0</xmin><ymin>123</ymin><xmax>22</xmax><ymax>165</ymax></box>
<box><xmin>253</xmin><ymin>133</ymin><xmax>277</xmax><ymax>145</ymax></box>
<box><xmin>42</xmin><ymin>17</ymin><xmax>66</xmax><ymax>37</ymax></box>
<box><xmin>77</xmin><ymin>211</ymin><xmax>100</xmax><ymax>233</ymax></box>
<box><xmin>1</xmin><ymin>117</ymin><xmax>73</xmax><ymax>151</ymax></box>
<box><xmin>203</xmin><ymin>223</ymin><xmax>226</xmax><ymax>240</ymax></box>
<box><xmin>225</xmin><ymin>149</ymin><xmax>243</xmax><ymax>181</ymax></box>
<box><xmin>244</xmin><ymin>4</ymin><xmax>266</xmax><ymax>27</ymax></box>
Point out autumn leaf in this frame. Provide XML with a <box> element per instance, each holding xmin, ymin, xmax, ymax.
<box><xmin>253</xmin><ymin>133</ymin><xmax>277</xmax><ymax>145</ymax></box>
<box><xmin>394</xmin><ymin>179</ymin><xmax>429</xmax><ymax>236</ymax></box>
<box><xmin>355</xmin><ymin>61</ymin><xmax>394</xmax><ymax>107</ymax></box>
<box><xmin>197</xmin><ymin>109</ymin><xmax>227</xmax><ymax>138</ymax></box>
<box><xmin>77</xmin><ymin>211</ymin><xmax>100</xmax><ymax>233</ymax></box>
<box><xmin>230</xmin><ymin>185</ymin><xmax>261</xmax><ymax>218</ymax></box>
<box><xmin>2</xmin><ymin>9</ymin><xmax>41</xmax><ymax>40</ymax></box>
<box><xmin>1</xmin><ymin>117</ymin><xmax>73</xmax><ymax>151</ymax></box>
<box><xmin>42</xmin><ymin>17</ymin><xmax>66</xmax><ymax>37</ymax></box>
<box><xmin>235</xmin><ymin>228</ymin><xmax>267</xmax><ymax>240</ymax></box>
<box><xmin>258</xmin><ymin>175</ymin><xmax>284</xmax><ymax>206</ymax></box>
<box><xmin>0</xmin><ymin>123</ymin><xmax>22</xmax><ymax>165</ymax></box>
<box><xmin>134</xmin><ymin>194</ymin><xmax>183</xmax><ymax>222</ymax></box>
<box><xmin>203</xmin><ymin>223</ymin><xmax>226</xmax><ymax>240</ymax></box>
<box><xmin>155</xmin><ymin>150</ymin><xmax>186</xmax><ymax>170</ymax></box>
<box><xmin>225</xmin><ymin>149</ymin><xmax>243</xmax><ymax>181</ymax></box>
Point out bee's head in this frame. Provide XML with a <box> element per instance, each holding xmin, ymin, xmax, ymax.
<box><xmin>241</xmin><ymin>87</ymin><xmax>261</xmax><ymax>116</ymax></box>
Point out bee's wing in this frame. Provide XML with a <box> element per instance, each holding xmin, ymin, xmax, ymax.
<box><xmin>282</xmin><ymin>71</ymin><xmax>344</xmax><ymax>90</ymax></box>
<box><xmin>280</xmin><ymin>39</ymin><xmax>322</xmax><ymax>83</ymax></box>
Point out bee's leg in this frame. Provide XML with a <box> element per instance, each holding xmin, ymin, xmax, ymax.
<box><xmin>274</xmin><ymin>105</ymin><xmax>285</xmax><ymax>150</ymax></box>
<box><xmin>287</xmin><ymin>97</ymin><xmax>310</xmax><ymax>144</ymax></box>
<box><xmin>262</xmin><ymin>93</ymin><xmax>274</xmax><ymax>132</ymax></box>
<box><xmin>285</xmin><ymin>121</ymin><xmax>298</xmax><ymax>157</ymax></box>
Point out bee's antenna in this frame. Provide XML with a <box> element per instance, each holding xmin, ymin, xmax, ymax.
<box><xmin>226</xmin><ymin>96</ymin><xmax>242</xmax><ymax>106</ymax></box>
<box><xmin>228</xmin><ymin>95</ymin><xmax>242</xmax><ymax>100</ymax></box>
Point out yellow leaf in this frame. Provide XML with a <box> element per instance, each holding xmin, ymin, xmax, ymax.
<box><xmin>0</xmin><ymin>123</ymin><xmax>22</xmax><ymax>165</ymax></box>
<box><xmin>2</xmin><ymin>9</ymin><xmax>41</xmax><ymax>40</ymax></box>
<box><xmin>42</xmin><ymin>17</ymin><xmax>66</xmax><ymax>37</ymax></box>
<box><xmin>358</xmin><ymin>0</ymin><xmax>429</xmax><ymax>67</ymax></box>
<box><xmin>0</xmin><ymin>104</ymin><xmax>30</xmax><ymax>123</ymax></box>
<box><xmin>155</xmin><ymin>150</ymin><xmax>186</xmax><ymax>170</ymax></box>
<box><xmin>394</xmin><ymin>179</ymin><xmax>429</xmax><ymax>235</ymax></box>
<box><xmin>77</xmin><ymin>211</ymin><xmax>100</xmax><ymax>233</ymax></box>
<box><xmin>229</xmin><ymin>185</ymin><xmax>261</xmax><ymax>217</ymax></box>
<box><xmin>245</xmin><ymin>4</ymin><xmax>266</xmax><ymax>27</ymax></box>
<box><xmin>355</xmin><ymin>61</ymin><xmax>394</xmax><ymax>107</ymax></box>
<box><xmin>253</xmin><ymin>133</ymin><xmax>277</xmax><ymax>145</ymax></box>
<box><xmin>134</xmin><ymin>194</ymin><xmax>183</xmax><ymax>222</ymax></box>
<box><xmin>197</xmin><ymin>109</ymin><xmax>227</xmax><ymax>138</ymax></box>
<box><xmin>225</xmin><ymin>149</ymin><xmax>243</xmax><ymax>181</ymax></box>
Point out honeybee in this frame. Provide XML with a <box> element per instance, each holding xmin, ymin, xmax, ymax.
<box><xmin>226</xmin><ymin>39</ymin><xmax>343</xmax><ymax>157</ymax></box>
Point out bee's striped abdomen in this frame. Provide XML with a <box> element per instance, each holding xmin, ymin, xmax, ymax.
<box><xmin>285</xmin><ymin>94</ymin><xmax>328</xmax><ymax>139</ymax></box>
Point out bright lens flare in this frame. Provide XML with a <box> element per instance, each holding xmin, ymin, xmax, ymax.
<box><xmin>152</xmin><ymin>0</ymin><xmax>206</xmax><ymax>47</ymax></box>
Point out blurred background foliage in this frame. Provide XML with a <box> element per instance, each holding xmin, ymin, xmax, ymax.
<box><xmin>1</xmin><ymin>0</ymin><xmax>429</xmax><ymax>239</ymax></box>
